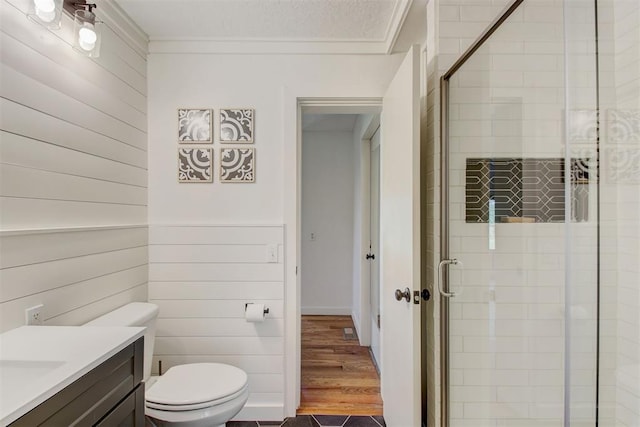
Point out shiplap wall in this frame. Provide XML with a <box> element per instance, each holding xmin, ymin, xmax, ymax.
<box><xmin>0</xmin><ymin>0</ymin><xmax>148</xmax><ymax>332</ymax></box>
<box><xmin>148</xmin><ymin>225</ymin><xmax>285</xmax><ymax>421</ymax></box>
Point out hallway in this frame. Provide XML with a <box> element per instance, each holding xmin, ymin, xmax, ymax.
<box><xmin>298</xmin><ymin>316</ymin><xmax>383</xmax><ymax>416</ymax></box>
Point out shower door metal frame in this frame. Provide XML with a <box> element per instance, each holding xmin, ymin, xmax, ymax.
<box><xmin>438</xmin><ymin>1</ymin><xmax>525</xmax><ymax>425</ymax></box>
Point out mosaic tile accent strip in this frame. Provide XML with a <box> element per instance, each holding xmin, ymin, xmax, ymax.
<box><xmin>608</xmin><ymin>109</ymin><xmax>640</xmax><ymax>143</ymax></box>
<box><xmin>178</xmin><ymin>148</ymin><xmax>213</xmax><ymax>182</ymax></box>
<box><xmin>466</xmin><ymin>158</ymin><xmax>590</xmax><ymax>223</ymax></box>
<box><xmin>220</xmin><ymin>148</ymin><xmax>255</xmax><ymax>182</ymax></box>
<box><xmin>178</xmin><ymin>109</ymin><xmax>212</xmax><ymax>143</ymax></box>
<box><xmin>220</xmin><ymin>108</ymin><xmax>254</xmax><ymax>142</ymax></box>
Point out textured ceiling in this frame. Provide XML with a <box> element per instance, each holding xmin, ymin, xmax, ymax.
<box><xmin>113</xmin><ymin>0</ymin><xmax>418</xmax><ymax>53</ymax></box>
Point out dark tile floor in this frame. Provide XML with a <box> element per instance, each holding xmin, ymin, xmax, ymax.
<box><xmin>227</xmin><ymin>414</ymin><xmax>386</xmax><ymax>427</ymax></box>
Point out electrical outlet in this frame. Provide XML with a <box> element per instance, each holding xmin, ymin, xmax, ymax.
<box><xmin>25</xmin><ymin>304</ymin><xmax>44</xmax><ymax>326</ymax></box>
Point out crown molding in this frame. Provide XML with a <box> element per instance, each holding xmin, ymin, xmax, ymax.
<box><xmin>96</xmin><ymin>0</ymin><xmax>148</xmax><ymax>57</ymax></box>
<box><xmin>146</xmin><ymin>0</ymin><xmax>414</xmax><ymax>55</ymax></box>
<box><xmin>384</xmin><ymin>0</ymin><xmax>413</xmax><ymax>54</ymax></box>
<box><xmin>149</xmin><ymin>39</ymin><xmax>393</xmax><ymax>55</ymax></box>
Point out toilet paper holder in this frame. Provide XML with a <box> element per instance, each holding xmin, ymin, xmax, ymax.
<box><xmin>245</xmin><ymin>303</ymin><xmax>269</xmax><ymax>315</ymax></box>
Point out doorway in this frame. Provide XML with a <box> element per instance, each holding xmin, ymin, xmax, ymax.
<box><xmin>298</xmin><ymin>111</ymin><xmax>383</xmax><ymax>415</ymax></box>
<box><xmin>286</xmin><ymin>50</ymin><xmax>422</xmax><ymax>424</ymax></box>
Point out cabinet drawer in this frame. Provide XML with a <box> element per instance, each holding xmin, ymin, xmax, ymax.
<box><xmin>96</xmin><ymin>384</ymin><xmax>144</xmax><ymax>427</ymax></box>
<box><xmin>10</xmin><ymin>337</ymin><xmax>143</xmax><ymax>427</ymax></box>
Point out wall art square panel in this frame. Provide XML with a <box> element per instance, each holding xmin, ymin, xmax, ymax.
<box><xmin>220</xmin><ymin>108</ymin><xmax>254</xmax><ymax>142</ymax></box>
<box><xmin>220</xmin><ymin>148</ymin><xmax>255</xmax><ymax>183</ymax></box>
<box><xmin>178</xmin><ymin>109</ymin><xmax>212</xmax><ymax>143</ymax></box>
<box><xmin>178</xmin><ymin>148</ymin><xmax>213</xmax><ymax>183</ymax></box>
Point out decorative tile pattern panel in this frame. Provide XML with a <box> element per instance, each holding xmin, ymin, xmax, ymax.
<box><xmin>608</xmin><ymin>109</ymin><xmax>640</xmax><ymax>143</ymax></box>
<box><xmin>568</xmin><ymin>109</ymin><xmax>598</xmax><ymax>142</ymax></box>
<box><xmin>605</xmin><ymin>147</ymin><xmax>640</xmax><ymax>184</ymax></box>
<box><xmin>220</xmin><ymin>108</ymin><xmax>254</xmax><ymax>142</ymax></box>
<box><xmin>178</xmin><ymin>109</ymin><xmax>212</xmax><ymax>142</ymax></box>
<box><xmin>178</xmin><ymin>148</ymin><xmax>213</xmax><ymax>182</ymax></box>
<box><xmin>220</xmin><ymin>148</ymin><xmax>255</xmax><ymax>182</ymax></box>
<box><xmin>466</xmin><ymin>158</ymin><xmax>590</xmax><ymax>223</ymax></box>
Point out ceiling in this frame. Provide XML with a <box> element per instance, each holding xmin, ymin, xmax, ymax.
<box><xmin>113</xmin><ymin>0</ymin><xmax>425</xmax><ymax>54</ymax></box>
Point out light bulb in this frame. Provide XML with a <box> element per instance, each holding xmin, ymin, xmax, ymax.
<box><xmin>34</xmin><ymin>0</ymin><xmax>56</xmax><ymax>22</ymax></box>
<box><xmin>78</xmin><ymin>24</ymin><xmax>97</xmax><ymax>51</ymax></box>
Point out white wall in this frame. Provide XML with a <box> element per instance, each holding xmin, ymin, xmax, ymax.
<box><xmin>301</xmin><ymin>130</ymin><xmax>355</xmax><ymax>315</ymax></box>
<box><xmin>147</xmin><ymin>53</ymin><xmax>404</xmax><ymax>419</ymax></box>
<box><xmin>0</xmin><ymin>0</ymin><xmax>148</xmax><ymax>332</ymax></box>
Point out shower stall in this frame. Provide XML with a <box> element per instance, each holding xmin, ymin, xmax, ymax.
<box><xmin>437</xmin><ymin>0</ymin><xmax>640</xmax><ymax>425</ymax></box>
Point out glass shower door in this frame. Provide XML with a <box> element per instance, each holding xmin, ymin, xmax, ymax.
<box><xmin>441</xmin><ymin>1</ymin><xmax>599</xmax><ymax>425</ymax></box>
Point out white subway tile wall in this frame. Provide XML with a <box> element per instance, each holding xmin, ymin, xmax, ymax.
<box><xmin>441</xmin><ymin>0</ymin><xmax>610</xmax><ymax>425</ymax></box>
<box><xmin>599</xmin><ymin>0</ymin><xmax>640</xmax><ymax>425</ymax></box>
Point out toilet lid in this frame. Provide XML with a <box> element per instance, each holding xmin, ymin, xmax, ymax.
<box><xmin>146</xmin><ymin>363</ymin><xmax>248</xmax><ymax>407</ymax></box>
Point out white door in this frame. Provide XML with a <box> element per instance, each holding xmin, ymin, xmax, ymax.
<box><xmin>380</xmin><ymin>45</ymin><xmax>421</xmax><ymax>426</ymax></box>
<box><xmin>369</xmin><ymin>127</ymin><xmax>381</xmax><ymax>368</ymax></box>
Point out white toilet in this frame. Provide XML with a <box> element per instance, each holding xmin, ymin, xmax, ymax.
<box><xmin>84</xmin><ymin>302</ymin><xmax>249</xmax><ymax>427</ymax></box>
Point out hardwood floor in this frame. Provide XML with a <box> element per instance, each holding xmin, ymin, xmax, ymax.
<box><xmin>298</xmin><ymin>315</ymin><xmax>383</xmax><ymax>416</ymax></box>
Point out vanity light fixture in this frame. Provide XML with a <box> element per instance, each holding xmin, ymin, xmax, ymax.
<box><xmin>28</xmin><ymin>0</ymin><xmax>63</xmax><ymax>30</ymax></box>
<box><xmin>69</xmin><ymin>2</ymin><xmax>101</xmax><ymax>57</ymax></box>
<box><xmin>27</xmin><ymin>0</ymin><xmax>102</xmax><ymax>57</ymax></box>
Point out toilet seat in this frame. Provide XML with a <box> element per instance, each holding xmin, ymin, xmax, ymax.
<box><xmin>147</xmin><ymin>385</ymin><xmax>248</xmax><ymax>411</ymax></box>
<box><xmin>146</xmin><ymin>363</ymin><xmax>248</xmax><ymax>412</ymax></box>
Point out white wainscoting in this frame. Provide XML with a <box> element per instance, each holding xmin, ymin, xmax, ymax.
<box><xmin>0</xmin><ymin>226</ymin><xmax>149</xmax><ymax>331</ymax></box>
<box><xmin>149</xmin><ymin>225</ymin><xmax>285</xmax><ymax>421</ymax></box>
<box><xmin>0</xmin><ymin>0</ymin><xmax>148</xmax><ymax>330</ymax></box>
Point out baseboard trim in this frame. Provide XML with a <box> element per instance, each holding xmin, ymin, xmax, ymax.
<box><xmin>351</xmin><ymin>310</ymin><xmax>364</xmax><ymax>345</ymax></box>
<box><xmin>301</xmin><ymin>306</ymin><xmax>352</xmax><ymax>315</ymax></box>
<box><xmin>233</xmin><ymin>402</ymin><xmax>284</xmax><ymax>422</ymax></box>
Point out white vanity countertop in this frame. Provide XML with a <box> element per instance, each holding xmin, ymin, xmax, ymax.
<box><xmin>0</xmin><ymin>325</ymin><xmax>144</xmax><ymax>425</ymax></box>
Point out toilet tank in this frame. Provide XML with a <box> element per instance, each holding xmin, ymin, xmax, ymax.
<box><xmin>84</xmin><ymin>302</ymin><xmax>159</xmax><ymax>382</ymax></box>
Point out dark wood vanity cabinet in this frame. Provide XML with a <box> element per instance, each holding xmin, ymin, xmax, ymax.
<box><xmin>10</xmin><ymin>337</ymin><xmax>145</xmax><ymax>427</ymax></box>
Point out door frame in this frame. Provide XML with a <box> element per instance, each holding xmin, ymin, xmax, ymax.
<box><xmin>357</xmin><ymin>114</ymin><xmax>381</xmax><ymax>348</ymax></box>
<box><xmin>283</xmin><ymin>95</ymin><xmax>382</xmax><ymax>415</ymax></box>
<box><xmin>367</xmin><ymin>124</ymin><xmax>382</xmax><ymax>355</ymax></box>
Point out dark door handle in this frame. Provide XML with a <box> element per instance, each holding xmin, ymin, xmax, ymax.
<box><xmin>366</xmin><ymin>253</ymin><xmax>375</xmax><ymax>260</ymax></box>
<box><xmin>395</xmin><ymin>287</ymin><xmax>411</xmax><ymax>302</ymax></box>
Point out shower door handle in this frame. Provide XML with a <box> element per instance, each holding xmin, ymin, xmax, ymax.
<box><xmin>437</xmin><ymin>259</ymin><xmax>463</xmax><ymax>298</ymax></box>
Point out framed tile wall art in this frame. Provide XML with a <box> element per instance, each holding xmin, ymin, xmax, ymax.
<box><xmin>178</xmin><ymin>108</ymin><xmax>212</xmax><ymax>143</ymax></box>
<box><xmin>220</xmin><ymin>108</ymin><xmax>254</xmax><ymax>143</ymax></box>
<box><xmin>178</xmin><ymin>148</ymin><xmax>213</xmax><ymax>183</ymax></box>
<box><xmin>220</xmin><ymin>148</ymin><xmax>255</xmax><ymax>183</ymax></box>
